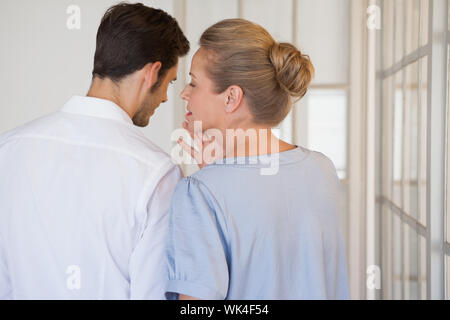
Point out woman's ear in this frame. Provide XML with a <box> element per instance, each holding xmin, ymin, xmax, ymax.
<box><xmin>143</xmin><ymin>61</ymin><xmax>162</xmax><ymax>89</ymax></box>
<box><xmin>224</xmin><ymin>85</ymin><xmax>244</xmax><ymax>113</ymax></box>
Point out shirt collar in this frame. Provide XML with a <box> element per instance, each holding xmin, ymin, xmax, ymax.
<box><xmin>61</xmin><ymin>95</ymin><xmax>134</xmax><ymax>126</ymax></box>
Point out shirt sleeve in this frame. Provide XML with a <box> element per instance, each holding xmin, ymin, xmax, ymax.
<box><xmin>0</xmin><ymin>235</ymin><xmax>12</xmax><ymax>300</ymax></box>
<box><xmin>165</xmin><ymin>176</ymin><xmax>229</xmax><ymax>300</ymax></box>
<box><xmin>129</xmin><ymin>164</ymin><xmax>183</xmax><ymax>300</ymax></box>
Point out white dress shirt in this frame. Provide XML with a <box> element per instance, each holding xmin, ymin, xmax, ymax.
<box><xmin>0</xmin><ymin>96</ymin><xmax>182</xmax><ymax>299</ymax></box>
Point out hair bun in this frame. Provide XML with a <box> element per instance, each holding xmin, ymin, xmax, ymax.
<box><xmin>269</xmin><ymin>42</ymin><xmax>314</xmax><ymax>100</ymax></box>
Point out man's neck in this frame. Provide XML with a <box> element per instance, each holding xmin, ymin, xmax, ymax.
<box><xmin>87</xmin><ymin>78</ymin><xmax>134</xmax><ymax>119</ymax></box>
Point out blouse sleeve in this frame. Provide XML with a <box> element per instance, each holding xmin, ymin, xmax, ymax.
<box><xmin>0</xmin><ymin>234</ymin><xmax>11</xmax><ymax>299</ymax></box>
<box><xmin>165</xmin><ymin>176</ymin><xmax>229</xmax><ymax>300</ymax></box>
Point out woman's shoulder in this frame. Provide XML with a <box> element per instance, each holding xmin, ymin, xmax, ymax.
<box><xmin>173</xmin><ymin>172</ymin><xmax>221</xmax><ymax>205</ymax></box>
<box><xmin>185</xmin><ymin>163</ymin><xmax>240</xmax><ymax>186</ymax></box>
<box><xmin>307</xmin><ymin>149</ymin><xmax>340</xmax><ymax>180</ymax></box>
<box><xmin>173</xmin><ymin>166</ymin><xmax>242</xmax><ymax>214</ymax></box>
<box><xmin>175</xmin><ymin>147</ymin><xmax>340</xmax><ymax>194</ymax></box>
<box><xmin>182</xmin><ymin>146</ymin><xmax>339</xmax><ymax>181</ymax></box>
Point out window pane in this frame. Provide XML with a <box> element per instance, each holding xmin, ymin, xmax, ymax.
<box><xmin>403</xmin><ymin>223</ymin><xmax>410</xmax><ymax>299</ymax></box>
<box><xmin>383</xmin><ymin>0</ymin><xmax>394</xmax><ymax>69</ymax></box>
<box><xmin>420</xmin><ymin>0</ymin><xmax>429</xmax><ymax>46</ymax></box>
<box><xmin>405</xmin><ymin>0</ymin><xmax>420</xmax><ymax>55</ymax></box>
<box><xmin>404</xmin><ymin>225</ymin><xmax>419</xmax><ymax>299</ymax></box>
<box><xmin>419</xmin><ymin>57</ymin><xmax>428</xmax><ymax>227</ymax></box>
<box><xmin>404</xmin><ymin>61</ymin><xmax>419</xmax><ymax>219</ymax></box>
<box><xmin>393</xmin><ymin>71</ymin><xmax>404</xmax><ymax>209</ymax></box>
<box><xmin>381</xmin><ymin>204</ymin><xmax>393</xmax><ymax>298</ymax></box>
<box><xmin>419</xmin><ymin>235</ymin><xmax>427</xmax><ymax>299</ymax></box>
<box><xmin>394</xmin><ymin>0</ymin><xmax>405</xmax><ymax>63</ymax></box>
<box><xmin>393</xmin><ymin>212</ymin><xmax>402</xmax><ymax>299</ymax></box>
<box><xmin>382</xmin><ymin>76</ymin><xmax>394</xmax><ymax>198</ymax></box>
<box><xmin>307</xmin><ymin>89</ymin><xmax>347</xmax><ymax>179</ymax></box>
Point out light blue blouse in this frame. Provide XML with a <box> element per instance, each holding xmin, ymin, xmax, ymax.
<box><xmin>166</xmin><ymin>146</ymin><xmax>349</xmax><ymax>300</ymax></box>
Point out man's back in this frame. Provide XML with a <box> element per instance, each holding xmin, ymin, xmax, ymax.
<box><xmin>0</xmin><ymin>96</ymin><xmax>182</xmax><ymax>299</ymax></box>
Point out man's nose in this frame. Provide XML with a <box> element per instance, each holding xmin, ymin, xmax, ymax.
<box><xmin>162</xmin><ymin>92</ymin><xmax>168</xmax><ymax>103</ymax></box>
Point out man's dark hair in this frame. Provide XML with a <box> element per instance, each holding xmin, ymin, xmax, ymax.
<box><xmin>92</xmin><ymin>2</ymin><xmax>190</xmax><ymax>87</ymax></box>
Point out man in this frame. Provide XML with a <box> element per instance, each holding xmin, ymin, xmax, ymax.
<box><xmin>0</xmin><ymin>3</ymin><xmax>189</xmax><ymax>299</ymax></box>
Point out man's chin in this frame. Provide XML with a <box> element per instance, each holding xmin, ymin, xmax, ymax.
<box><xmin>132</xmin><ymin>115</ymin><xmax>151</xmax><ymax>127</ymax></box>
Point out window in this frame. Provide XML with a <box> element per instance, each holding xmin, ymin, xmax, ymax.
<box><xmin>306</xmin><ymin>89</ymin><xmax>347</xmax><ymax>179</ymax></box>
<box><xmin>378</xmin><ymin>0</ymin><xmax>430</xmax><ymax>300</ymax></box>
<box><xmin>379</xmin><ymin>0</ymin><xmax>450</xmax><ymax>299</ymax></box>
<box><xmin>445</xmin><ymin>1</ymin><xmax>450</xmax><ymax>299</ymax></box>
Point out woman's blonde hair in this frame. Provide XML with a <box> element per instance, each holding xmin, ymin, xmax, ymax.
<box><xmin>199</xmin><ymin>18</ymin><xmax>314</xmax><ymax>126</ymax></box>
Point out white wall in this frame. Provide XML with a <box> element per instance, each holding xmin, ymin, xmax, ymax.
<box><xmin>0</xmin><ymin>0</ymin><xmax>350</xmax><ymax>158</ymax></box>
<box><xmin>0</xmin><ymin>0</ymin><xmax>183</xmax><ymax>153</ymax></box>
<box><xmin>296</xmin><ymin>0</ymin><xmax>349</xmax><ymax>85</ymax></box>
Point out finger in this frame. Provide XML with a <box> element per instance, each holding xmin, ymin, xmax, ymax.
<box><xmin>202</xmin><ymin>132</ymin><xmax>212</xmax><ymax>142</ymax></box>
<box><xmin>178</xmin><ymin>138</ymin><xmax>200</xmax><ymax>162</ymax></box>
<box><xmin>193</xmin><ymin>131</ymin><xmax>204</xmax><ymax>150</ymax></box>
<box><xmin>183</xmin><ymin>120</ymin><xmax>195</xmax><ymax>139</ymax></box>
<box><xmin>178</xmin><ymin>137</ymin><xmax>196</xmax><ymax>155</ymax></box>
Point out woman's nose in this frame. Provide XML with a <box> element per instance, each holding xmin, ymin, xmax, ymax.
<box><xmin>180</xmin><ymin>85</ymin><xmax>190</xmax><ymax>100</ymax></box>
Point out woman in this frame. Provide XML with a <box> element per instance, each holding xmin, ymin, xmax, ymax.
<box><xmin>166</xmin><ymin>19</ymin><xmax>349</xmax><ymax>300</ymax></box>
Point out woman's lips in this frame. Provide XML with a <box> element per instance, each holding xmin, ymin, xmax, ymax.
<box><xmin>185</xmin><ymin>111</ymin><xmax>193</xmax><ymax>120</ymax></box>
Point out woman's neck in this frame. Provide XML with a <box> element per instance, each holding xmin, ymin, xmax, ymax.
<box><xmin>221</xmin><ymin>127</ymin><xmax>296</xmax><ymax>159</ymax></box>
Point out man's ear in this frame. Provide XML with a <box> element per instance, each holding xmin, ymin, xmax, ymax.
<box><xmin>143</xmin><ymin>62</ymin><xmax>162</xmax><ymax>89</ymax></box>
<box><xmin>224</xmin><ymin>85</ymin><xmax>244</xmax><ymax>113</ymax></box>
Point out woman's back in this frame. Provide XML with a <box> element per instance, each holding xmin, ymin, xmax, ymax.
<box><xmin>166</xmin><ymin>146</ymin><xmax>349</xmax><ymax>299</ymax></box>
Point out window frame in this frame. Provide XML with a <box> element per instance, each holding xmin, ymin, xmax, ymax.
<box><xmin>378</xmin><ymin>0</ymin><xmax>449</xmax><ymax>300</ymax></box>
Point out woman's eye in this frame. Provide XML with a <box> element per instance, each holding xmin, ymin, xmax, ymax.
<box><xmin>189</xmin><ymin>83</ymin><xmax>196</xmax><ymax>88</ymax></box>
